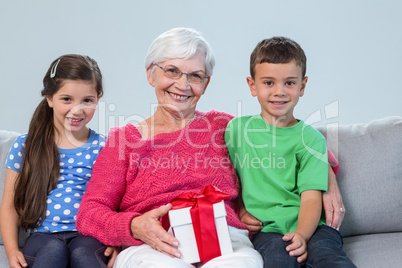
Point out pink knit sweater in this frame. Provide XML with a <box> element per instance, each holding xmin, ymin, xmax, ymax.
<box><xmin>76</xmin><ymin>110</ymin><xmax>245</xmax><ymax>246</ymax></box>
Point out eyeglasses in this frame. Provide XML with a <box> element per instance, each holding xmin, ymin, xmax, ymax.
<box><xmin>154</xmin><ymin>64</ymin><xmax>208</xmax><ymax>84</ymax></box>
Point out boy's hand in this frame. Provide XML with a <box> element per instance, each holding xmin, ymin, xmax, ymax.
<box><xmin>105</xmin><ymin>246</ymin><xmax>121</xmax><ymax>268</ymax></box>
<box><xmin>282</xmin><ymin>232</ymin><xmax>308</xmax><ymax>264</ymax></box>
<box><xmin>239</xmin><ymin>210</ymin><xmax>263</xmax><ymax>235</ymax></box>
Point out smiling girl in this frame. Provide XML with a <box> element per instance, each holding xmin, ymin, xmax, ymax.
<box><xmin>0</xmin><ymin>54</ymin><xmax>119</xmax><ymax>268</ymax></box>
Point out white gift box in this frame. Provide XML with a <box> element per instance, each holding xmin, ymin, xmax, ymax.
<box><xmin>168</xmin><ymin>200</ymin><xmax>233</xmax><ymax>264</ymax></box>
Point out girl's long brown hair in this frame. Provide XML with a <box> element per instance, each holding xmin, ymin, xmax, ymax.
<box><xmin>14</xmin><ymin>54</ymin><xmax>103</xmax><ymax>230</ymax></box>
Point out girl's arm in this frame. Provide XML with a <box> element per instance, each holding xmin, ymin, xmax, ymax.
<box><xmin>282</xmin><ymin>190</ymin><xmax>322</xmax><ymax>264</ymax></box>
<box><xmin>0</xmin><ymin>168</ymin><xmax>28</xmax><ymax>268</ymax></box>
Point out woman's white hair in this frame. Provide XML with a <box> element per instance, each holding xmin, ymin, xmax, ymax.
<box><xmin>144</xmin><ymin>27</ymin><xmax>215</xmax><ymax>77</ymax></box>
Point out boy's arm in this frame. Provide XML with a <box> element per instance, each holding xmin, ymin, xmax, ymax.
<box><xmin>295</xmin><ymin>190</ymin><xmax>323</xmax><ymax>240</ymax></box>
<box><xmin>283</xmin><ymin>189</ymin><xmax>322</xmax><ymax>264</ymax></box>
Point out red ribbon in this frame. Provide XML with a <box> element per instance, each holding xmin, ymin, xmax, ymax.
<box><xmin>164</xmin><ymin>185</ymin><xmax>230</xmax><ymax>263</ymax></box>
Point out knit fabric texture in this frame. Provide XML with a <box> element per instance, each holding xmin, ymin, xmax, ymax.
<box><xmin>76</xmin><ymin>110</ymin><xmax>245</xmax><ymax>246</ymax></box>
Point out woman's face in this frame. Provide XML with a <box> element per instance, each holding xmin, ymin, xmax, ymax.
<box><xmin>147</xmin><ymin>52</ymin><xmax>210</xmax><ymax>118</ymax></box>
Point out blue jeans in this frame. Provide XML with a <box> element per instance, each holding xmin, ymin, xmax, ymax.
<box><xmin>253</xmin><ymin>225</ymin><xmax>356</xmax><ymax>268</ymax></box>
<box><xmin>23</xmin><ymin>231</ymin><xmax>107</xmax><ymax>268</ymax></box>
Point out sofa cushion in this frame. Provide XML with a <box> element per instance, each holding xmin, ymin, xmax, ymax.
<box><xmin>343</xmin><ymin>232</ymin><xmax>402</xmax><ymax>267</ymax></box>
<box><xmin>316</xmin><ymin>116</ymin><xmax>402</xmax><ymax>237</ymax></box>
<box><xmin>0</xmin><ymin>130</ymin><xmax>29</xmax><ymax>247</ymax></box>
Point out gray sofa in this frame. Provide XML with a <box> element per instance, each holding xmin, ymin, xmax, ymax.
<box><xmin>1</xmin><ymin>116</ymin><xmax>401</xmax><ymax>267</ymax></box>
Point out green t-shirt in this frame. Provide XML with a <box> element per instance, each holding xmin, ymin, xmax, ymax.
<box><xmin>225</xmin><ymin>115</ymin><xmax>328</xmax><ymax>235</ymax></box>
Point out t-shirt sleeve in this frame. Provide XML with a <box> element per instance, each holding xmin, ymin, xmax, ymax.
<box><xmin>297</xmin><ymin>138</ymin><xmax>329</xmax><ymax>194</ymax></box>
<box><xmin>5</xmin><ymin>135</ymin><xmax>26</xmax><ymax>172</ymax></box>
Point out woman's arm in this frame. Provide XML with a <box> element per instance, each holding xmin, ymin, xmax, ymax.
<box><xmin>323</xmin><ymin>166</ymin><xmax>345</xmax><ymax>230</ymax></box>
<box><xmin>0</xmin><ymin>168</ymin><xmax>28</xmax><ymax>268</ymax></box>
<box><xmin>76</xmin><ymin>127</ymin><xmax>140</xmax><ymax>246</ymax></box>
<box><xmin>323</xmin><ymin>149</ymin><xmax>344</xmax><ymax>229</ymax></box>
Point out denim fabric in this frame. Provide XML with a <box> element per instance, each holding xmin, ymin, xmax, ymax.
<box><xmin>253</xmin><ymin>225</ymin><xmax>356</xmax><ymax>268</ymax></box>
<box><xmin>306</xmin><ymin>225</ymin><xmax>356</xmax><ymax>268</ymax></box>
<box><xmin>23</xmin><ymin>231</ymin><xmax>107</xmax><ymax>268</ymax></box>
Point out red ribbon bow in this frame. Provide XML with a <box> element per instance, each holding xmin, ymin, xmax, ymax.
<box><xmin>164</xmin><ymin>185</ymin><xmax>230</xmax><ymax>263</ymax></box>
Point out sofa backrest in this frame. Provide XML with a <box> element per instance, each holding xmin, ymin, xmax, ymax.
<box><xmin>1</xmin><ymin>117</ymin><xmax>402</xmax><ymax>243</ymax></box>
<box><xmin>0</xmin><ymin>130</ymin><xmax>29</xmax><ymax>247</ymax></box>
<box><xmin>316</xmin><ymin>116</ymin><xmax>402</xmax><ymax>238</ymax></box>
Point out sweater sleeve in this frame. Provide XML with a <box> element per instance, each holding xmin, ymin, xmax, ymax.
<box><xmin>327</xmin><ymin>149</ymin><xmax>339</xmax><ymax>176</ymax></box>
<box><xmin>76</xmin><ymin>126</ymin><xmax>143</xmax><ymax>246</ymax></box>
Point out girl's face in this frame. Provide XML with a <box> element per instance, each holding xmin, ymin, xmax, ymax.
<box><xmin>46</xmin><ymin>80</ymin><xmax>100</xmax><ymax>138</ymax></box>
<box><xmin>147</xmin><ymin>52</ymin><xmax>210</xmax><ymax>118</ymax></box>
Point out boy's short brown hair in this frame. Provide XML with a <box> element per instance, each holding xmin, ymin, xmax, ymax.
<box><xmin>249</xmin><ymin>36</ymin><xmax>307</xmax><ymax>79</ymax></box>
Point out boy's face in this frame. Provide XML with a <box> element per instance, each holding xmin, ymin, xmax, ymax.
<box><xmin>247</xmin><ymin>61</ymin><xmax>307</xmax><ymax>127</ymax></box>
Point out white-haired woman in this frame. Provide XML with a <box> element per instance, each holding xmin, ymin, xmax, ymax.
<box><xmin>76</xmin><ymin>28</ymin><xmax>343</xmax><ymax>267</ymax></box>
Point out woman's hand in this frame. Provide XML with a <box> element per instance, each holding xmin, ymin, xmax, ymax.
<box><xmin>130</xmin><ymin>204</ymin><xmax>181</xmax><ymax>258</ymax></box>
<box><xmin>105</xmin><ymin>246</ymin><xmax>121</xmax><ymax>268</ymax></box>
<box><xmin>323</xmin><ymin>166</ymin><xmax>345</xmax><ymax>230</ymax></box>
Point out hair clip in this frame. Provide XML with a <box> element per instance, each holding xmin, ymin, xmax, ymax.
<box><xmin>50</xmin><ymin>59</ymin><xmax>61</xmax><ymax>78</ymax></box>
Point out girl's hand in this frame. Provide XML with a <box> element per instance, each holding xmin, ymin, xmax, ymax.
<box><xmin>282</xmin><ymin>232</ymin><xmax>308</xmax><ymax>264</ymax></box>
<box><xmin>239</xmin><ymin>210</ymin><xmax>263</xmax><ymax>235</ymax></box>
<box><xmin>130</xmin><ymin>204</ymin><xmax>181</xmax><ymax>259</ymax></box>
<box><xmin>8</xmin><ymin>249</ymin><xmax>28</xmax><ymax>268</ymax></box>
<box><xmin>105</xmin><ymin>246</ymin><xmax>121</xmax><ymax>268</ymax></box>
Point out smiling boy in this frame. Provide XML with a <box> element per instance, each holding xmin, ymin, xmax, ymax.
<box><xmin>225</xmin><ymin>37</ymin><xmax>355</xmax><ymax>267</ymax></box>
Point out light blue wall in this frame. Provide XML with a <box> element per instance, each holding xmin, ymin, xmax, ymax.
<box><xmin>1</xmin><ymin>0</ymin><xmax>401</xmax><ymax>134</ymax></box>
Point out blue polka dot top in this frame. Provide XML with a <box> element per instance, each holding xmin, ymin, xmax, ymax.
<box><xmin>5</xmin><ymin>130</ymin><xmax>106</xmax><ymax>233</ymax></box>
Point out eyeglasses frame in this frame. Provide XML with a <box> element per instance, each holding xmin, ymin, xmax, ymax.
<box><xmin>154</xmin><ymin>64</ymin><xmax>209</xmax><ymax>84</ymax></box>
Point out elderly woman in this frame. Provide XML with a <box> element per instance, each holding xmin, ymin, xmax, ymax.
<box><xmin>76</xmin><ymin>28</ymin><xmax>344</xmax><ymax>267</ymax></box>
